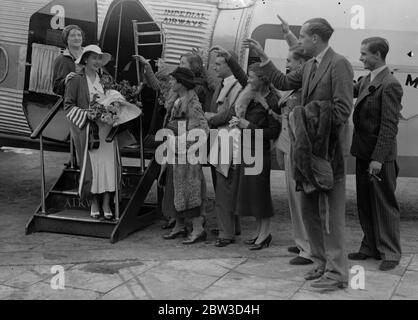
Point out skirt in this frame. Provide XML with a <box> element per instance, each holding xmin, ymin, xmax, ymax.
<box><xmin>88</xmin><ymin>121</ymin><xmax>117</xmax><ymax>194</ymax></box>
<box><xmin>234</xmin><ymin>151</ymin><xmax>275</xmax><ymax>219</ymax></box>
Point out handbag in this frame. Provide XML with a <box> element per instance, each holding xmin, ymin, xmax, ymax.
<box><xmin>88</xmin><ymin>121</ymin><xmax>100</xmax><ymax>150</ymax></box>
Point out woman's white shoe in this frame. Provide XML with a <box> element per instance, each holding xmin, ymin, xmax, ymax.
<box><xmin>90</xmin><ymin>209</ymin><xmax>100</xmax><ymax>219</ymax></box>
<box><xmin>104</xmin><ymin>211</ymin><xmax>113</xmax><ymax>220</ymax></box>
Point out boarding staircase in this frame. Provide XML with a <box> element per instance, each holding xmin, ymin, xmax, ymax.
<box><xmin>25</xmin><ymin>96</ymin><xmax>163</xmax><ymax>243</ymax></box>
<box><xmin>26</xmin><ymin>21</ymin><xmax>166</xmax><ymax>243</ymax></box>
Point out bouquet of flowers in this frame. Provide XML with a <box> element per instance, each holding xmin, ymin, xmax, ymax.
<box><xmin>100</xmin><ymin>75</ymin><xmax>143</xmax><ymax>108</ymax></box>
<box><xmin>155</xmin><ymin>58</ymin><xmax>176</xmax><ymax>105</ymax></box>
<box><xmin>88</xmin><ymin>90</ymin><xmax>142</xmax><ymax>127</ymax></box>
<box><xmin>155</xmin><ymin>73</ymin><xmax>172</xmax><ymax>106</ymax></box>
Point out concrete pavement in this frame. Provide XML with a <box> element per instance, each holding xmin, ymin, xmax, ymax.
<box><xmin>0</xmin><ymin>147</ymin><xmax>417</xmax><ymax>300</ymax></box>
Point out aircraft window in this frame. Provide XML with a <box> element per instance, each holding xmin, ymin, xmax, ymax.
<box><xmin>0</xmin><ymin>46</ymin><xmax>8</xmax><ymax>83</ymax></box>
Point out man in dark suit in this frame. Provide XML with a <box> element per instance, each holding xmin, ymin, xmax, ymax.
<box><xmin>245</xmin><ymin>17</ymin><xmax>353</xmax><ymax>290</ymax></box>
<box><xmin>349</xmin><ymin>37</ymin><xmax>403</xmax><ymax>271</ymax></box>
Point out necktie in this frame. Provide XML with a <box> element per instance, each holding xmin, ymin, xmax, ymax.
<box><xmin>216</xmin><ymin>80</ymin><xmax>225</xmax><ymax>108</ymax></box>
<box><xmin>310</xmin><ymin>59</ymin><xmax>318</xmax><ymax>81</ymax></box>
<box><xmin>365</xmin><ymin>73</ymin><xmax>371</xmax><ymax>86</ymax></box>
<box><xmin>360</xmin><ymin>74</ymin><xmax>371</xmax><ymax>94</ymax></box>
<box><xmin>307</xmin><ymin>59</ymin><xmax>317</xmax><ymax>93</ymax></box>
<box><xmin>217</xmin><ymin>79</ymin><xmax>224</xmax><ymax>98</ymax></box>
<box><xmin>209</xmin><ymin>80</ymin><xmax>223</xmax><ymax>113</ymax></box>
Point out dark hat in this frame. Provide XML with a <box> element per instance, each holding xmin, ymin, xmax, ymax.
<box><xmin>62</xmin><ymin>25</ymin><xmax>84</xmax><ymax>46</ymax></box>
<box><xmin>170</xmin><ymin>67</ymin><xmax>196</xmax><ymax>90</ymax></box>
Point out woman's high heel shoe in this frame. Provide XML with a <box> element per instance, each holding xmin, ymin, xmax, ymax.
<box><xmin>161</xmin><ymin>218</ymin><xmax>176</xmax><ymax>230</ymax></box>
<box><xmin>182</xmin><ymin>230</ymin><xmax>207</xmax><ymax>245</ymax></box>
<box><xmin>249</xmin><ymin>234</ymin><xmax>272</xmax><ymax>251</ymax></box>
<box><xmin>90</xmin><ymin>208</ymin><xmax>100</xmax><ymax>219</ymax></box>
<box><xmin>244</xmin><ymin>237</ymin><xmax>258</xmax><ymax>245</ymax></box>
<box><xmin>163</xmin><ymin>228</ymin><xmax>187</xmax><ymax>240</ymax></box>
<box><xmin>104</xmin><ymin>211</ymin><xmax>113</xmax><ymax>220</ymax></box>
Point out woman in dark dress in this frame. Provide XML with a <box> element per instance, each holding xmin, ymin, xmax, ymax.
<box><xmin>210</xmin><ymin>46</ymin><xmax>281</xmax><ymax>250</ymax></box>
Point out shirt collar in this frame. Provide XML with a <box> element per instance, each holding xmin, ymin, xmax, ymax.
<box><xmin>315</xmin><ymin>46</ymin><xmax>330</xmax><ymax>65</ymax></box>
<box><xmin>63</xmin><ymin>47</ymin><xmax>83</xmax><ymax>61</ymax></box>
<box><xmin>63</xmin><ymin>48</ymin><xmax>74</xmax><ymax>60</ymax></box>
<box><xmin>87</xmin><ymin>73</ymin><xmax>104</xmax><ymax>93</ymax></box>
<box><xmin>223</xmin><ymin>74</ymin><xmax>236</xmax><ymax>86</ymax></box>
<box><xmin>370</xmin><ymin>65</ymin><xmax>388</xmax><ymax>82</ymax></box>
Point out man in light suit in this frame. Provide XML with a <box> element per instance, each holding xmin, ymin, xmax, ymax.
<box><xmin>349</xmin><ymin>37</ymin><xmax>403</xmax><ymax>271</ymax></box>
<box><xmin>205</xmin><ymin>51</ymin><xmax>244</xmax><ymax>247</ymax></box>
<box><xmin>245</xmin><ymin>17</ymin><xmax>353</xmax><ymax>290</ymax></box>
<box><xmin>274</xmin><ymin>15</ymin><xmax>314</xmax><ymax>266</ymax></box>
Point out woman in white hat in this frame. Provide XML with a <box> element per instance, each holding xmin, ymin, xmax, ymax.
<box><xmin>64</xmin><ymin>45</ymin><xmax>135</xmax><ymax>219</ymax></box>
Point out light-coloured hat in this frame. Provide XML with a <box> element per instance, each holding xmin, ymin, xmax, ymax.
<box><xmin>75</xmin><ymin>44</ymin><xmax>111</xmax><ymax>66</ymax></box>
<box><xmin>97</xmin><ymin>90</ymin><xmax>142</xmax><ymax>126</ymax></box>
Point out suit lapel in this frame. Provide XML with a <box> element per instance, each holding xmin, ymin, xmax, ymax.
<box><xmin>301</xmin><ymin>60</ymin><xmax>313</xmax><ymax>104</ymax></box>
<box><xmin>355</xmin><ymin>67</ymin><xmax>389</xmax><ymax>107</ymax></box>
<box><xmin>211</xmin><ymin>82</ymin><xmax>222</xmax><ymax>113</ymax></box>
<box><xmin>278</xmin><ymin>90</ymin><xmax>294</xmax><ymax>107</ymax></box>
<box><xmin>307</xmin><ymin>48</ymin><xmax>334</xmax><ymax>98</ymax></box>
<box><xmin>82</xmin><ymin>73</ymin><xmax>90</xmax><ymax>106</ymax></box>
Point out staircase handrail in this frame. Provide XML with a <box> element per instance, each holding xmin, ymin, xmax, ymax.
<box><xmin>30</xmin><ymin>96</ymin><xmax>63</xmax><ymax>139</ymax></box>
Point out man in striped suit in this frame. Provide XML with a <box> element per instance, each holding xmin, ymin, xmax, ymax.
<box><xmin>349</xmin><ymin>37</ymin><xmax>403</xmax><ymax>271</ymax></box>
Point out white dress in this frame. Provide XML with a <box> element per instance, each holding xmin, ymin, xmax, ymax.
<box><xmin>87</xmin><ymin>74</ymin><xmax>117</xmax><ymax>194</ymax></box>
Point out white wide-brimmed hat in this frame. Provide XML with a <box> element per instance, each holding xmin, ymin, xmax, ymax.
<box><xmin>75</xmin><ymin>44</ymin><xmax>111</xmax><ymax>66</ymax></box>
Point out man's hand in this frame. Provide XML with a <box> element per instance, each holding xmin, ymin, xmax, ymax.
<box><xmin>369</xmin><ymin>160</ymin><xmax>383</xmax><ymax>175</ymax></box>
<box><xmin>209</xmin><ymin>45</ymin><xmax>231</xmax><ymax>60</ymax></box>
<box><xmin>243</xmin><ymin>38</ymin><xmax>268</xmax><ymax>62</ymax></box>
<box><xmin>276</xmin><ymin>14</ymin><xmax>290</xmax><ymax>34</ymax></box>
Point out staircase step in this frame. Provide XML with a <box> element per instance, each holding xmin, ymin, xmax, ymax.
<box><xmin>64</xmin><ymin>167</ymin><xmax>81</xmax><ymax>173</ymax></box>
<box><xmin>63</xmin><ymin>167</ymin><xmax>142</xmax><ymax>175</ymax></box>
<box><xmin>30</xmin><ymin>210</ymin><xmax>117</xmax><ymax>238</ymax></box>
<box><xmin>50</xmin><ymin>190</ymin><xmax>78</xmax><ymax>196</ymax></box>
<box><xmin>44</xmin><ymin>190</ymin><xmax>136</xmax><ymax>214</ymax></box>
<box><xmin>36</xmin><ymin>209</ymin><xmax>118</xmax><ymax>224</ymax></box>
<box><xmin>52</xmin><ymin>166</ymin><xmax>143</xmax><ymax>195</ymax></box>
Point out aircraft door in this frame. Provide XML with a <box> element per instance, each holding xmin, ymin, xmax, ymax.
<box><xmin>100</xmin><ymin>0</ymin><xmax>164</xmax><ymax>139</ymax></box>
<box><xmin>23</xmin><ymin>0</ymin><xmax>98</xmax><ymax>142</ymax></box>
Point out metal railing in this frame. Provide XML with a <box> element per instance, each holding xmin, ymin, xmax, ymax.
<box><xmin>132</xmin><ymin>19</ymin><xmax>164</xmax><ymax>174</ymax></box>
<box><xmin>30</xmin><ymin>96</ymin><xmax>63</xmax><ymax>214</ymax></box>
<box><xmin>105</xmin><ymin>114</ymin><xmax>145</xmax><ymax>221</ymax></box>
